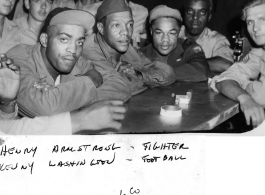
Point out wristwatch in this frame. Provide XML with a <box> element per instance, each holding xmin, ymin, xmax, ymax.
<box><xmin>0</xmin><ymin>98</ymin><xmax>17</xmax><ymax>106</ymax></box>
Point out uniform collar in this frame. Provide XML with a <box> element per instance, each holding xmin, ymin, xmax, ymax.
<box><xmin>14</xmin><ymin>15</ymin><xmax>29</xmax><ymax>31</ymax></box>
<box><xmin>96</xmin><ymin>33</ymin><xmax>116</xmax><ymax>65</ymax></box>
<box><xmin>196</xmin><ymin>27</ymin><xmax>209</xmax><ymax>43</ymax></box>
<box><xmin>32</xmin><ymin>43</ymin><xmax>81</xmax><ymax>84</ymax></box>
<box><xmin>4</xmin><ymin>17</ymin><xmax>17</xmax><ymax>27</ymax></box>
<box><xmin>1</xmin><ymin>17</ymin><xmax>17</xmax><ymax>38</ymax></box>
<box><xmin>96</xmin><ymin>32</ymin><xmax>142</xmax><ymax>65</ymax></box>
<box><xmin>143</xmin><ymin>41</ymin><xmax>184</xmax><ymax>62</ymax></box>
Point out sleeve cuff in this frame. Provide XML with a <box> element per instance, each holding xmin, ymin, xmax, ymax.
<box><xmin>46</xmin><ymin>112</ymin><xmax>72</xmax><ymax>135</ymax></box>
<box><xmin>0</xmin><ymin>104</ymin><xmax>18</xmax><ymax>120</ymax></box>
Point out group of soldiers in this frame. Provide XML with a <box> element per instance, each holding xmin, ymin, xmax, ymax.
<box><xmin>0</xmin><ymin>0</ymin><xmax>265</xmax><ymax>134</ymax></box>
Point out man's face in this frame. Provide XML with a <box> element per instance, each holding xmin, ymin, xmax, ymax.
<box><xmin>45</xmin><ymin>24</ymin><xmax>86</xmax><ymax>74</ymax></box>
<box><xmin>27</xmin><ymin>0</ymin><xmax>53</xmax><ymax>22</ymax></box>
<box><xmin>246</xmin><ymin>4</ymin><xmax>265</xmax><ymax>47</ymax></box>
<box><xmin>0</xmin><ymin>0</ymin><xmax>15</xmax><ymax>16</ymax></box>
<box><xmin>102</xmin><ymin>11</ymin><xmax>133</xmax><ymax>53</ymax></box>
<box><xmin>184</xmin><ymin>0</ymin><xmax>211</xmax><ymax>36</ymax></box>
<box><xmin>151</xmin><ymin>17</ymin><xmax>180</xmax><ymax>56</ymax></box>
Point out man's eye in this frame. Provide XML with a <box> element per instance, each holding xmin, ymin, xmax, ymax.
<box><xmin>128</xmin><ymin>23</ymin><xmax>134</xmax><ymax>28</ymax></box>
<box><xmin>186</xmin><ymin>10</ymin><xmax>193</xmax><ymax>14</ymax></box>
<box><xmin>170</xmin><ymin>32</ymin><xmax>177</xmax><ymax>35</ymax></box>
<box><xmin>246</xmin><ymin>20</ymin><xmax>253</xmax><ymax>25</ymax></box>
<box><xmin>113</xmin><ymin>24</ymin><xmax>120</xmax><ymax>28</ymax></box>
<box><xmin>77</xmin><ymin>41</ymin><xmax>84</xmax><ymax>46</ymax></box>
<box><xmin>155</xmin><ymin>31</ymin><xmax>162</xmax><ymax>35</ymax></box>
<box><xmin>200</xmin><ymin>11</ymin><xmax>207</xmax><ymax>16</ymax></box>
<box><xmin>47</xmin><ymin>0</ymin><xmax>53</xmax><ymax>4</ymax></box>
<box><xmin>60</xmin><ymin>38</ymin><xmax>68</xmax><ymax>43</ymax></box>
<box><xmin>259</xmin><ymin>18</ymin><xmax>265</xmax><ymax>22</ymax></box>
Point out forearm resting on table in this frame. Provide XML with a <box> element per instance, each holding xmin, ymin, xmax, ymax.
<box><xmin>208</xmin><ymin>56</ymin><xmax>233</xmax><ymax>73</ymax></box>
<box><xmin>216</xmin><ymin>79</ymin><xmax>252</xmax><ymax>102</ymax></box>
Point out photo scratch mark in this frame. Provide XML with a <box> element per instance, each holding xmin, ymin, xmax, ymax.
<box><xmin>126</xmin><ymin>159</ymin><xmax>132</xmax><ymax>161</ymax></box>
<box><xmin>0</xmin><ymin>137</ymin><xmax>5</xmax><ymax>146</ymax></box>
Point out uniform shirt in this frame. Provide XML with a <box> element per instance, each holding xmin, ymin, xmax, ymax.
<box><xmin>0</xmin><ymin>18</ymin><xmax>21</xmax><ymax>54</ymax></box>
<box><xmin>52</xmin><ymin>0</ymin><xmax>76</xmax><ymax>9</ymax></box>
<box><xmin>0</xmin><ymin>112</ymin><xmax>72</xmax><ymax>135</ymax></box>
<box><xmin>0</xmin><ymin>16</ymin><xmax>38</xmax><ymax>54</ymax></box>
<box><xmin>78</xmin><ymin>1</ymin><xmax>148</xmax><ymax>48</ymax></box>
<box><xmin>195</xmin><ymin>27</ymin><xmax>234</xmax><ymax>62</ymax></box>
<box><xmin>211</xmin><ymin>47</ymin><xmax>265</xmax><ymax>107</ymax></box>
<box><xmin>13</xmin><ymin>15</ymin><xmax>38</xmax><ymax>44</ymax></box>
<box><xmin>140</xmin><ymin>39</ymin><xmax>210</xmax><ymax>82</ymax></box>
<box><xmin>82</xmin><ymin>33</ymin><xmax>176</xmax><ymax>95</ymax></box>
<box><xmin>6</xmin><ymin>43</ymin><xmax>99</xmax><ymax>117</ymax></box>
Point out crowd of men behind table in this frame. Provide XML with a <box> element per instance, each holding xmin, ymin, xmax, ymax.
<box><xmin>0</xmin><ymin>0</ymin><xmax>265</xmax><ymax>135</ymax></box>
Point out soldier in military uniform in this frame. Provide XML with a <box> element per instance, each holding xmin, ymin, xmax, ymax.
<box><xmin>140</xmin><ymin>5</ymin><xmax>210</xmax><ymax>82</ymax></box>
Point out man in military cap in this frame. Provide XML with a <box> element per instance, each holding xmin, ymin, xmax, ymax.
<box><xmin>5</xmin><ymin>7</ymin><xmax>130</xmax><ymax>117</ymax></box>
<box><xmin>140</xmin><ymin>5</ymin><xmax>209</xmax><ymax>82</ymax></box>
<box><xmin>0</xmin><ymin>53</ymin><xmax>126</xmax><ymax>135</ymax></box>
<box><xmin>77</xmin><ymin>0</ymin><xmax>148</xmax><ymax>49</ymax></box>
<box><xmin>82</xmin><ymin>0</ymin><xmax>176</xmax><ymax>96</ymax></box>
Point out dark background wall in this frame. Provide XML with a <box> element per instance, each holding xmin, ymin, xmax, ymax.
<box><xmin>133</xmin><ymin>0</ymin><xmax>248</xmax><ymax>43</ymax></box>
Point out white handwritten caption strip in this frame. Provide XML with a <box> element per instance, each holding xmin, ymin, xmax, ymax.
<box><xmin>0</xmin><ymin>135</ymin><xmax>205</xmax><ymax>195</ymax></box>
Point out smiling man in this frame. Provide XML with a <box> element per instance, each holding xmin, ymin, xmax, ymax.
<box><xmin>140</xmin><ymin>5</ymin><xmax>209</xmax><ymax>82</ymax></box>
<box><xmin>5</xmin><ymin>7</ymin><xmax>105</xmax><ymax>117</ymax></box>
<box><xmin>182</xmin><ymin>0</ymin><xmax>233</xmax><ymax>73</ymax></box>
<box><xmin>211</xmin><ymin>0</ymin><xmax>265</xmax><ymax>127</ymax></box>
<box><xmin>82</xmin><ymin>0</ymin><xmax>176</xmax><ymax>96</ymax></box>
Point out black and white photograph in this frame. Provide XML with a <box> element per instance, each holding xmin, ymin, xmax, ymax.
<box><xmin>0</xmin><ymin>0</ymin><xmax>265</xmax><ymax>194</ymax></box>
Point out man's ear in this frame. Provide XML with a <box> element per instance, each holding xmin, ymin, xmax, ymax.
<box><xmin>97</xmin><ymin>22</ymin><xmax>104</xmax><ymax>36</ymax></box>
<box><xmin>150</xmin><ymin>27</ymin><xmax>153</xmax><ymax>36</ymax></box>
<box><xmin>208</xmin><ymin>13</ymin><xmax>212</xmax><ymax>22</ymax></box>
<box><xmin>40</xmin><ymin>33</ymin><xmax>48</xmax><ymax>48</ymax></box>
<box><xmin>24</xmin><ymin>0</ymin><xmax>30</xmax><ymax>10</ymax></box>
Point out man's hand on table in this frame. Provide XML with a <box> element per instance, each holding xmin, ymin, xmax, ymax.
<box><xmin>238</xmin><ymin>94</ymin><xmax>265</xmax><ymax>127</ymax></box>
<box><xmin>115</xmin><ymin>60</ymin><xmax>136</xmax><ymax>75</ymax></box>
<box><xmin>115</xmin><ymin>60</ymin><xmax>143</xmax><ymax>79</ymax></box>
<box><xmin>71</xmin><ymin>100</ymin><xmax>126</xmax><ymax>133</ymax></box>
<box><xmin>0</xmin><ymin>54</ymin><xmax>20</xmax><ymax>100</ymax></box>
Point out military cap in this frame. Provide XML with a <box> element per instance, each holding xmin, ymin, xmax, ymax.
<box><xmin>96</xmin><ymin>0</ymin><xmax>131</xmax><ymax>22</ymax></box>
<box><xmin>149</xmin><ymin>5</ymin><xmax>182</xmax><ymax>23</ymax></box>
<box><xmin>42</xmin><ymin>7</ymin><xmax>95</xmax><ymax>33</ymax></box>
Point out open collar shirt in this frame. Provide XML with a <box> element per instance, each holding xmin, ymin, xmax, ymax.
<box><xmin>211</xmin><ymin>47</ymin><xmax>265</xmax><ymax>107</ymax></box>
<box><xmin>195</xmin><ymin>27</ymin><xmax>234</xmax><ymax>62</ymax></box>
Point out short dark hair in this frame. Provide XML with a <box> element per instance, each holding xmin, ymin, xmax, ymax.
<box><xmin>184</xmin><ymin>0</ymin><xmax>213</xmax><ymax>13</ymax></box>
